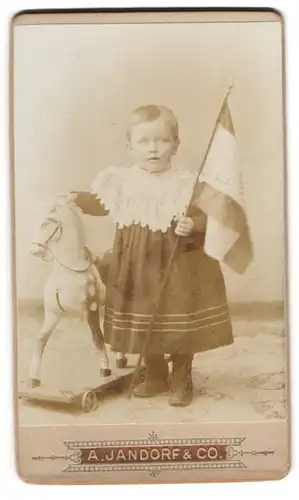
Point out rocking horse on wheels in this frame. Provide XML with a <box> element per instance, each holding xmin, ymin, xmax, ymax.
<box><xmin>18</xmin><ymin>194</ymin><xmax>136</xmax><ymax>413</ymax></box>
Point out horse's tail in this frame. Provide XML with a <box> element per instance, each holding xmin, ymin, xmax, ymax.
<box><xmin>93</xmin><ymin>250</ymin><xmax>112</xmax><ymax>287</ymax></box>
<box><xmin>84</xmin><ymin>278</ymin><xmax>104</xmax><ymax>348</ymax></box>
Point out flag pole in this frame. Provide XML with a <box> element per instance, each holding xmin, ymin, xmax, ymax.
<box><xmin>127</xmin><ymin>82</ymin><xmax>234</xmax><ymax>399</ymax></box>
<box><xmin>184</xmin><ymin>80</ymin><xmax>234</xmax><ymax>214</ymax></box>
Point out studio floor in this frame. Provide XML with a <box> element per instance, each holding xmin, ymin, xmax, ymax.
<box><xmin>16</xmin><ymin>308</ymin><xmax>287</xmax><ymax>425</ymax></box>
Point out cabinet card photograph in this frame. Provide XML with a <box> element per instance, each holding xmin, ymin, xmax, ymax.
<box><xmin>11</xmin><ymin>8</ymin><xmax>289</xmax><ymax>484</ymax></box>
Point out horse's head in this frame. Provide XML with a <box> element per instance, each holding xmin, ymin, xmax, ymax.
<box><xmin>30</xmin><ymin>194</ymin><xmax>81</xmax><ymax>259</ymax></box>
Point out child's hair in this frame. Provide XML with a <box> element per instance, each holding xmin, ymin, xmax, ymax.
<box><xmin>126</xmin><ymin>105</ymin><xmax>179</xmax><ymax>140</ymax></box>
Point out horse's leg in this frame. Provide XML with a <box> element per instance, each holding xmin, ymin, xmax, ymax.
<box><xmin>86</xmin><ymin>304</ymin><xmax>111</xmax><ymax>377</ymax></box>
<box><xmin>28</xmin><ymin>310</ymin><xmax>61</xmax><ymax>387</ymax></box>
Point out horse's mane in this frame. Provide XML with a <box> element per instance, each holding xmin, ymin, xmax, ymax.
<box><xmin>45</xmin><ymin>194</ymin><xmax>83</xmax><ymax>216</ymax></box>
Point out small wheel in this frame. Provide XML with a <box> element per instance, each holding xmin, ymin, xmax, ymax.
<box><xmin>81</xmin><ymin>391</ymin><xmax>98</xmax><ymax>413</ymax></box>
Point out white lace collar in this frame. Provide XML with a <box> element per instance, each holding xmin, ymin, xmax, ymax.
<box><xmin>91</xmin><ymin>165</ymin><xmax>197</xmax><ymax>232</ymax></box>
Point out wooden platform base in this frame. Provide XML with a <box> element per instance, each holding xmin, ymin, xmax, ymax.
<box><xmin>18</xmin><ymin>366</ymin><xmax>143</xmax><ymax>412</ymax></box>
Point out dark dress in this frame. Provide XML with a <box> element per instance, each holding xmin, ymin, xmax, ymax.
<box><xmin>75</xmin><ymin>166</ymin><xmax>233</xmax><ymax>355</ymax></box>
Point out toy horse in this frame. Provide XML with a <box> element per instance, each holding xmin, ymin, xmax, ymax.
<box><xmin>28</xmin><ymin>195</ymin><xmax>127</xmax><ymax>388</ymax></box>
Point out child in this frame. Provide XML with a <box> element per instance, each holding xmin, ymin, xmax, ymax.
<box><xmin>71</xmin><ymin>105</ymin><xmax>233</xmax><ymax>407</ymax></box>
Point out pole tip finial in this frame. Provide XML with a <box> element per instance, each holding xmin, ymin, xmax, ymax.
<box><xmin>227</xmin><ymin>79</ymin><xmax>234</xmax><ymax>93</ymax></box>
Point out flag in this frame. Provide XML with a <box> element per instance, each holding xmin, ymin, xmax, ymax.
<box><xmin>194</xmin><ymin>98</ymin><xmax>254</xmax><ymax>274</ymax></box>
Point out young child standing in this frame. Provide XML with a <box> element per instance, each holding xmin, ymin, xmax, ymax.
<box><xmin>72</xmin><ymin>105</ymin><xmax>233</xmax><ymax>407</ymax></box>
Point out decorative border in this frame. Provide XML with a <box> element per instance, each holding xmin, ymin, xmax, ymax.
<box><xmin>31</xmin><ymin>431</ymin><xmax>275</xmax><ymax>477</ymax></box>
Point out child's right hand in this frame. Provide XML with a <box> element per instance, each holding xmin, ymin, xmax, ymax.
<box><xmin>175</xmin><ymin>216</ymin><xmax>195</xmax><ymax>237</ymax></box>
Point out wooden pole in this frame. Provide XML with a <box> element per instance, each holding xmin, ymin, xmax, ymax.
<box><xmin>127</xmin><ymin>83</ymin><xmax>234</xmax><ymax>398</ymax></box>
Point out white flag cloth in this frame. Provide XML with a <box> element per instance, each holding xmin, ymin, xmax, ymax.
<box><xmin>194</xmin><ymin>100</ymin><xmax>253</xmax><ymax>274</ymax></box>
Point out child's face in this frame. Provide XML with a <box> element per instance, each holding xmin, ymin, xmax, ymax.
<box><xmin>128</xmin><ymin>117</ymin><xmax>179</xmax><ymax>172</ymax></box>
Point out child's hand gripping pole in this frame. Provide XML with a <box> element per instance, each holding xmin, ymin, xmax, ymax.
<box><xmin>127</xmin><ymin>82</ymin><xmax>234</xmax><ymax>399</ymax></box>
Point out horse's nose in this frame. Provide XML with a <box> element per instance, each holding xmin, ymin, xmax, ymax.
<box><xmin>30</xmin><ymin>243</ymin><xmax>45</xmax><ymax>257</ymax></box>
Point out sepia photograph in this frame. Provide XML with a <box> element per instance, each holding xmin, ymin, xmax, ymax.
<box><xmin>11</xmin><ymin>9</ymin><xmax>289</xmax><ymax>483</ymax></box>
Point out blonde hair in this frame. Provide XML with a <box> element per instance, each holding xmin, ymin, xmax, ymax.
<box><xmin>126</xmin><ymin>105</ymin><xmax>179</xmax><ymax>140</ymax></box>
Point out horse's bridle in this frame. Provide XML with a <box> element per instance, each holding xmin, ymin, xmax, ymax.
<box><xmin>32</xmin><ymin>214</ymin><xmax>92</xmax><ymax>273</ymax></box>
<box><xmin>32</xmin><ymin>217</ymin><xmax>63</xmax><ymax>253</ymax></box>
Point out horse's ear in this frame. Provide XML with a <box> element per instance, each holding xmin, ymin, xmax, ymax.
<box><xmin>55</xmin><ymin>193</ymin><xmax>77</xmax><ymax>207</ymax></box>
<box><xmin>54</xmin><ymin>194</ymin><xmax>66</xmax><ymax>206</ymax></box>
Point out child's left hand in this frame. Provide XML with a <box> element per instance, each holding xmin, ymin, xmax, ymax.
<box><xmin>175</xmin><ymin>216</ymin><xmax>195</xmax><ymax>237</ymax></box>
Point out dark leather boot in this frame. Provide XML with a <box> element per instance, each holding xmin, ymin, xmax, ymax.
<box><xmin>133</xmin><ymin>355</ymin><xmax>169</xmax><ymax>397</ymax></box>
<box><xmin>168</xmin><ymin>354</ymin><xmax>193</xmax><ymax>406</ymax></box>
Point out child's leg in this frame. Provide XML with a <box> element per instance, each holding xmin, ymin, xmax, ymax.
<box><xmin>168</xmin><ymin>354</ymin><xmax>193</xmax><ymax>407</ymax></box>
<box><xmin>133</xmin><ymin>354</ymin><xmax>168</xmax><ymax>397</ymax></box>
